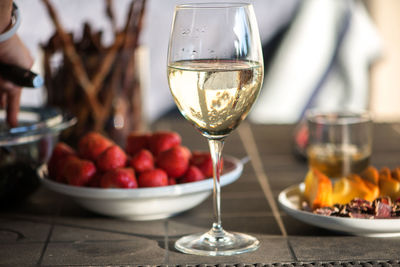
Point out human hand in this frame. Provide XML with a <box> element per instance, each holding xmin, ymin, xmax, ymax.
<box><xmin>0</xmin><ymin>35</ymin><xmax>33</xmax><ymax>127</ymax></box>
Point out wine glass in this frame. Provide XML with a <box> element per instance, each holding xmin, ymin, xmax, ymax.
<box><xmin>167</xmin><ymin>3</ymin><xmax>264</xmax><ymax>256</ymax></box>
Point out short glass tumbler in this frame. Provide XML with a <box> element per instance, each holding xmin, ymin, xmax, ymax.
<box><xmin>306</xmin><ymin>110</ymin><xmax>372</xmax><ymax>178</ymax></box>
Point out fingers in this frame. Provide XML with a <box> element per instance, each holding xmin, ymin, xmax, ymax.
<box><xmin>0</xmin><ymin>35</ymin><xmax>34</xmax><ymax>127</ymax></box>
<box><xmin>0</xmin><ymin>75</ymin><xmax>21</xmax><ymax>127</ymax></box>
<box><xmin>0</xmin><ymin>75</ymin><xmax>16</xmax><ymax>91</ymax></box>
<box><xmin>6</xmin><ymin>86</ymin><xmax>21</xmax><ymax>127</ymax></box>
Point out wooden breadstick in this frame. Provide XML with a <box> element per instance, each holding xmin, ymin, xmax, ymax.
<box><xmin>41</xmin><ymin>0</ymin><xmax>103</xmax><ymax>124</ymax></box>
<box><xmin>92</xmin><ymin>33</ymin><xmax>124</xmax><ymax>96</ymax></box>
<box><xmin>41</xmin><ymin>0</ymin><xmax>146</xmax><ymax>135</ymax></box>
<box><xmin>105</xmin><ymin>0</ymin><xmax>117</xmax><ymax>35</ymax></box>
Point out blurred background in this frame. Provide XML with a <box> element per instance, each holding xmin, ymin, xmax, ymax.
<box><xmin>13</xmin><ymin>0</ymin><xmax>400</xmax><ymax>125</ymax></box>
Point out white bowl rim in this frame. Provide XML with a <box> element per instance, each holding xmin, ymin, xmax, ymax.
<box><xmin>39</xmin><ymin>155</ymin><xmax>243</xmax><ymax>200</ymax></box>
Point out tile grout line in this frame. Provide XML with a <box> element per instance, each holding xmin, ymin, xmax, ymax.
<box><xmin>36</xmin><ymin>222</ymin><xmax>54</xmax><ymax>266</ymax></box>
<box><xmin>286</xmin><ymin>239</ymin><xmax>299</xmax><ymax>262</ymax></box>
<box><xmin>391</xmin><ymin>124</ymin><xmax>400</xmax><ymax>136</ymax></box>
<box><xmin>238</xmin><ymin>122</ymin><xmax>287</xmax><ymax>237</ymax></box>
<box><xmin>163</xmin><ymin>219</ymin><xmax>170</xmax><ymax>264</ymax></box>
<box><xmin>37</xmin><ymin>202</ymin><xmax>62</xmax><ymax>266</ymax></box>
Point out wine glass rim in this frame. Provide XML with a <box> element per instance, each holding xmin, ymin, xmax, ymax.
<box><xmin>306</xmin><ymin>109</ymin><xmax>372</xmax><ymax>125</ymax></box>
<box><xmin>176</xmin><ymin>2</ymin><xmax>251</xmax><ymax>9</ymax></box>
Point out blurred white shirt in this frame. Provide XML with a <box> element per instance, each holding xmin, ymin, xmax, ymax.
<box><xmin>16</xmin><ymin>0</ymin><xmax>379</xmax><ymax>124</ymax></box>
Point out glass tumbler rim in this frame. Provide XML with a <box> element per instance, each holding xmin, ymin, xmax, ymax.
<box><xmin>175</xmin><ymin>2</ymin><xmax>251</xmax><ymax>9</ymax></box>
<box><xmin>306</xmin><ymin>109</ymin><xmax>372</xmax><ymax>126</ymax></box>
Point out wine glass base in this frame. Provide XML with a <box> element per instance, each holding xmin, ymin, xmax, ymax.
<box><xmin>175</xmin><ymin>229</ymin><xmax>260</xmax><ymax>256</ymax></box>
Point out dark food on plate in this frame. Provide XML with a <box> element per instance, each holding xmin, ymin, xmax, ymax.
<box><xmin>304</xmin><ymin>196</ymin><xmax>400</xmax><ymax>219</ymax></box>
<box><xmin>303</xmin><ymin>165</ymin><xmax>400</xmax><ymax>218</ymax></box>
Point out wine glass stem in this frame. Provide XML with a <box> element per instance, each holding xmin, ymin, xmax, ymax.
<box><xmin>208</xmin><ymin>138</ymin><xmax>225</xmax><ymax>232</ymax></box>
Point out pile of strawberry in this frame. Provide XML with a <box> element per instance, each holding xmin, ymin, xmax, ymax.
<box><xmin>47</xmin><ymin>131</ymin><xmax>221</xmax><ymax>188</ymax></box>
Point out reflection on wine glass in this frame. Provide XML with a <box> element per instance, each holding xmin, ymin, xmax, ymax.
<box><xmin>167</xmin><ymin>3</ymin><xmax>264</xmax><ymax>256</ymax></box>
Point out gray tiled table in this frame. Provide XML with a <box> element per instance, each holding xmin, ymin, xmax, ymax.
<box><xmin>2</xmin><ymin>119</ymin><xmax>400</xmax><ymax>266</ymax></box>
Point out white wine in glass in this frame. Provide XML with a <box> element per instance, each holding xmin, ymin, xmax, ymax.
<box><xmin>167</xmin><ymin>3</ymin><xmax>263</xmax><ymax>256</ymax></box>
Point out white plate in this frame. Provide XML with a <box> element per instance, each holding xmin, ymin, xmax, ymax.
<box><xmin>39</xmin><ymin>156</ymin><xmax>243</xmax><ymax>221</ymax></box>
<box><xmin>278</xmin><ymin>183</ymin><xmax>400</xmax><ymax>237</ymax></box>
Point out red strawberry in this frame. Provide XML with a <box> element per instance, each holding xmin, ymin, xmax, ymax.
<box><xmin>100</xmin><ymin>168</ymin><xmax>138</xmax><ymax>189</ymax></box>
<box><xmin>191</xmin><ymin>151</ymin><xmax>223</xmax><ymax>178</ymax></box>
<box><xmin>156</xmin><ymin>145</ymin><xmax>190</xmax><ymax>178</ymax></box>
<box><xmin>180</xmin><ymin>165</ymin><xmax>205</xmax><ymax>183</ymax></box>
<box><xmin>48</xmin><ymin>142</ymin><xmax>76</xmax><ymax>182</ymax></box>
<box><xmin>138</xmin><ymin>169</ymin><xmax>168</xmax><ymax>187</ymax></box>
<box><xmin>78</xmin><ymin>131</ymin><xmax>113</xmax><ymax>161</ymax></box>
<box><xmin>62</xmin><ymin>156</ymin><xmax>97</xmax><ymax>186</ymax></box>
<box><xmin>87</xmin><ymin>172</ymin><xmax>102</xmax><ymax>188</ymax></box>
<box><xmin>168</xmin><ymin>177</ymin><xmax>177</xmax><ymax>186</ymax></box>
<box><xmin>149</xmin><ymin>131</ymin><xmax>181</xmax><ymax>156</ymax></box>
<box><xmin>129</xmin><ymin>149</ymin><xmax>154</xmax><ymax>173</ymax></box>
<box><xmin>126</xmin><ymin>132</ymin><xmax>150</xmax><ymax>156</ymax></box>
<box><xmin>49</xmin><ymin>142</ymin><xmax>76</xmax><ymax>160</ymax></box>
<box><xmin>96</xmin><ymin>145</ymin><xmax>127</xmax><ymax>172</ymax></box>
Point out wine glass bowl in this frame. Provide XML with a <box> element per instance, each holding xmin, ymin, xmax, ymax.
<box><xmin>167</xmin><ymin>3</ymin><xmax>263</xmax><ymax>256</ymax></box>
<box><xmin>168</xmin><ymin>60</ymin><xmax>263</xmax><ymax>139</ymax></box>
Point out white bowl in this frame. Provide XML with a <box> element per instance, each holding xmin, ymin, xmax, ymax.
<box><xmin>39</xmin><ymin>156</ymin><xmax>243</xmax><ymax>221</ymax></box>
